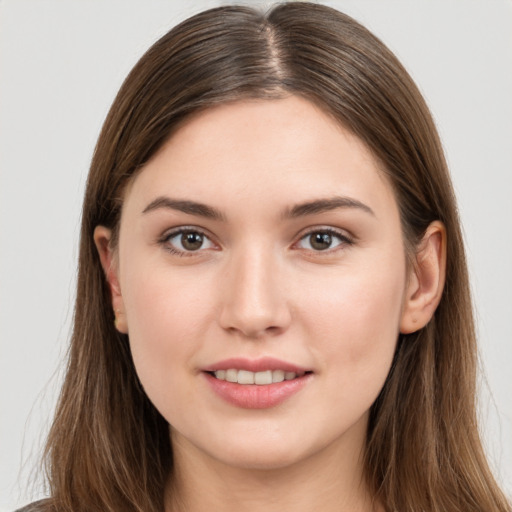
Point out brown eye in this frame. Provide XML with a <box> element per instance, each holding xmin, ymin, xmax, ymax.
<box><xmin>164</xmin><ymin>229</ymin><xmax>215</xmax><ymax>254</ymax></box>
<box><xmin>181</xmin><ymin>231</ymin><xmax>204</xmax><ymax>251</ymax></box>
<box><xmin>309</xmin><ymin>232</ymin><xmax>332</xmax><ymax>251</ymax></box>
<box><xmin>296</xmin><ymin>229</ymin><xmax>350</xmax><ymax>252</ymax></box>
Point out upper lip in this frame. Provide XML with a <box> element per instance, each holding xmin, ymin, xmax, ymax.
<box><xmin>202</xmin><ymin>357</ymin><xmax>310</xmax><ymax>374</ymax></box>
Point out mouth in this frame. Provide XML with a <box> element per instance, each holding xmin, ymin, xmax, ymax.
<box><xmin>202</xmin><ymin>358</ymin><xmax>313</xmax><ymax>409</ymax></box>
<box><xmin>207</xmin><ymin>369</ymin><xmax>312</xmax><ymax>385</ymax></box>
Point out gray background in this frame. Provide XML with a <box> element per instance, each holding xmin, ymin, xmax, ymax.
<box><xmin>1</xmin><ymin>0</ymin><xmax>511</xmax><ymax>509</ymax></box>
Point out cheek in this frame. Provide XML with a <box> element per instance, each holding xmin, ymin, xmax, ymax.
<box><xmin>120</xmin><ymin>262</ymin><xmax>215</xmax><ymax>408</ymax></box>
<box><xmin>302</xmin><ymin>259</ymin><xmax>405</xmax><ymax>400</ymax></box>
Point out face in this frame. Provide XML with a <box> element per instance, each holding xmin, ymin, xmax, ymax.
<box><xmin>104</xmin><ymin>96</ymin><xmax>412</xmax><ymax>471</ymax></box>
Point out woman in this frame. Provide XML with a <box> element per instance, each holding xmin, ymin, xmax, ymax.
<box><xmin>17</xmin><ymin>2</ymin><xmax>511</xmax><ymax>511</ymax></box>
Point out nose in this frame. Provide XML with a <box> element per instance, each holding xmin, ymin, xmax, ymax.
<box><xmin>218</xmin><ymin>245</ymin><xmax>292</xmax><ymax>339</ymax></box>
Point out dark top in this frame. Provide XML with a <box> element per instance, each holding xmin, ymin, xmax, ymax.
<box><xmin>14</xmin><ymin>500</ymin><xmax>47</xmax><ymax>512</ymax></box>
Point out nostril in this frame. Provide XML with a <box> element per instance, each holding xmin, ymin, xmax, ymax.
<box><xmin>224</xmin><ymin>323</ymin><xmax>284</xmax><ymax>339</ymax></box>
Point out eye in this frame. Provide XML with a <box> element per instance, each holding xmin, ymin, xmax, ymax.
<box><xmin>162</xmin><ymin>228</ymin><xmax>216</xmax><ymax>255</ymax></box>
<box><xmin>296</xmin><ymin>229</ymin><xmax>351</xmax><ymax>252</ymax></box>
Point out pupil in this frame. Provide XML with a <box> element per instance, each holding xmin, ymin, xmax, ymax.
<box><xmin>181</xmin><ymin>232</ymin><xmax>203</xmax><ymax>251</ymax></box>
<box><xmin>310</xmin><ymin>232</ymin><xmax>332</xmax><ymax>250</ymax></box>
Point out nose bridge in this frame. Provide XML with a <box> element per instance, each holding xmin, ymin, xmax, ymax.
<box><xmin>219</xmin><ymin>240</ymin><xmax>290</xmax><ymax>337</ymax></box>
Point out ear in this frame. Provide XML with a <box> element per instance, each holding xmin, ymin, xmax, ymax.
<box><xmin>93</xmin><ymin>226</ymin><xmax>128</xmax><ymax>334</ymax></box>
<box><xmin>400</xmin><ymin>221</ymin><xmax>447</xmax><ymax>334</ymax></box>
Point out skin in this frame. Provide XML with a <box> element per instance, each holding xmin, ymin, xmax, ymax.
<box><xmin>95</xmin><ymin>96</ymin><xmax>446</xmax><ymax>512</ymax></box>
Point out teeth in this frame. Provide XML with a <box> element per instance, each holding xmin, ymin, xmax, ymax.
<box><xmin>215</xmin><ymin>369</ymin><xmax>226</xmax><ymax>380</ymax></box>
<box><xmin>272</xmin><ymin>369</ymin><xmax>285</xmax><ymax>383</ymax></box>
<box><xmin>213</xmin><ymin>369</ymin><xmax>300</xmax><ymax>385</ymax></box>
<box><xmin>226</xmin><ymin>369</ymin><xmax>238</xmax><ymax>383</ymax></box>
<box><xmin>238</xmin><ymin>370</ymin><xmax>255</xmax><ymax>385</ymax></box>
<box><xmin>254</xmin><ymin>370</ymin><xmax>272</xmax><ymax>385</ymax></box>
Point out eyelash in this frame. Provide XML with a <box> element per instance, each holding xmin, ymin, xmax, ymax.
<box><xmin>158</xmin><ymin>226</ymin><xmax>353</xmax><ymax>257</ymax></box>
<box><xmin>294</xmin><ymin>227</ymin><xmax>353</xmax><ymax>253</ymax></box>
<box><xmin>159</xmin><ymin>226</ymin><xmax>216</xmax><ymax>257</ymax></box>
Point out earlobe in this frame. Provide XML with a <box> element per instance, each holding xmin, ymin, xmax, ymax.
<box><xmin>400</xmin><ymin>221</ymin><xmax>446</xmax><ymax>334</ymax></box>
<box><xmin>93</xmin><ymin>226</ymin><xmax>128</xmax><ymax>334</ymax></box>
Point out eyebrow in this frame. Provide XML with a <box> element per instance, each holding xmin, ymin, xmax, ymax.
<box><xmin>284</xmin><ymin>196</ymin><xmax>375</xmax><ymax>218</ymax></box>
<box><xmin>142</xmin><ymin>195</ymin><xmax>374</xmax><ymax>221</ymax></box>
<box><xmin>142</xmin><ymin>197</ymin><xmax>226</xmax><ymax>221</ymax></box>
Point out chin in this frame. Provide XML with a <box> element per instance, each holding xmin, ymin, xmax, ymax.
<box><xmin>215</xmin><ymin>444</ymin><xmax>307</xmax><ymax>471</ymax></box>
<box><xmin>205</xmin><ymin>424</ymin><xmax>341</xmax><ymax>472</ymax></box>
<box><xmin>174</xmin><ymin>424</ymin><xmax>310</xmax><ymax>472</ymax></box>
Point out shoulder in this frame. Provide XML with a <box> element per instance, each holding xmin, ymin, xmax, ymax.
<box><xmin>14</xmin><ymin>500</ymin><xmax>49</xmax><ymax>512</ymax></box>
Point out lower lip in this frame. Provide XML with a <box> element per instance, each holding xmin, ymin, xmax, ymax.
<box><xmin>203</xmin><ymin>372</ymin><xmax>312</xmax><ymax>409</ymax></box>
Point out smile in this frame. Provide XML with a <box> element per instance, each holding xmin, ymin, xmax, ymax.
<box><xmin>212</xmin><ymin>369</ymin><xmax>305</xmax><ymax>385</ymax></box>
<box><xmin>202</xmin><ymin>358</ymin><xmax>313</xmax><ymax>409</ymax></box>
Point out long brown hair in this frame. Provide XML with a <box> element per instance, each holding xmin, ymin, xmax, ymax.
<box><xmin>39</xmin><ymin>3</ymin><xmax>510</xmax><ymax>511</ymax></box>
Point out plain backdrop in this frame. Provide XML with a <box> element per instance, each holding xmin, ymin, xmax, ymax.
<box><xmin>1</xmin><ymin>0</ymin><xmax>511</xmax><ymax>509</ymax></box>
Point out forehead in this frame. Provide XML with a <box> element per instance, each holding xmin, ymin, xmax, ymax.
<box><xmin>123</xmin><ymin>96</ymin><xmax>397</xmax><ymax>220</ymax></box>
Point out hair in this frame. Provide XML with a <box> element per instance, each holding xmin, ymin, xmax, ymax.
<box><xmin>36</xmin><ymin>3</ymin><xmax>510</xmax><ymax>512</ymax></box>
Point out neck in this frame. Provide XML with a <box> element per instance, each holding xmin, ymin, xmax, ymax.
<box><xmin>165</xmin><ymin>420</ymin><xmax>380</xmax><ymax>512</ymax></box>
